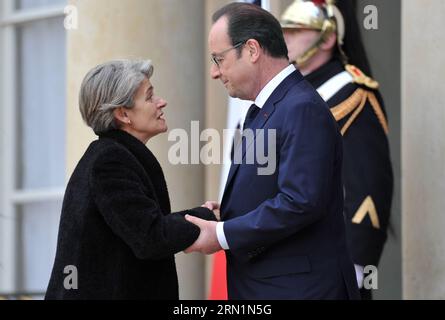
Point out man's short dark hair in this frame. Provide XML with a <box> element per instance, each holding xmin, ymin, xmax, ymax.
<box><xmin>212</xmin><ymin>2</ymin><xmax>288</xmax><ymax>59</ymax></box>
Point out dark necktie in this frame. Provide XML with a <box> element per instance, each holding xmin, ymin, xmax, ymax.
<box><xmin>230</xmin><ymin>104</ymin><xmax>259</xmax><ymax>162</ymax></box>
<box><xmin>242</xmin><ymin>104</ymin><xmax>260</xmax><ymax>131</ymax></box>
<box><xmin>230</xmin><ymin>122</ymin><xmax>241</xmax><ymax>162</ymax></box>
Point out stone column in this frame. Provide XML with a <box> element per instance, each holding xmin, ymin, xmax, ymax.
<box><xmin>402</xmin><ymin>0</ymin><xmax>445</xmax><ymax>299</ymax></box>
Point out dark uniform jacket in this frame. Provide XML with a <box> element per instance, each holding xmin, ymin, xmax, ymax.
<box><xmin>306</xmin><ymin>59</ymin><xmax>394</xmax><ymax>267</ymax></box>
<box><xmin>45</xmin><ymin>129</ymin><xmax>215</xmax><ymax>300</ymax></box>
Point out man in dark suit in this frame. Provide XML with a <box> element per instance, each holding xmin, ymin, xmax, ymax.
<box><xmin>184</xmin><ymin>2</ymin><xmax>360</xmax><ymax>300</ymax></box>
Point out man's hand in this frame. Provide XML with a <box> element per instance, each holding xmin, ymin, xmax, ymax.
<box><xmin>202</xmin><ymin>201</ymin><xmax>220</xmax><ymax>210</ymax></box>
<box><xmin>202</xmin><ymin>201</ymin><xmax>220</xmax><ymax>220</ymax></box>
<box><xmin>184</xmin><ymin>215</ymin><xmax>222</xmax><ymax>255</ymax></box>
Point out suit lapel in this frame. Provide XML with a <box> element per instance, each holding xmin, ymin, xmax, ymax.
<box><xmin>224</xmin><ymin>102</ymin><xmax>276</xmax><ymax>189</ymax></box>
<box><xmin>221</xmin><ymin>71</ymin><xmax>304</xmax><ymax>207</ymax></box>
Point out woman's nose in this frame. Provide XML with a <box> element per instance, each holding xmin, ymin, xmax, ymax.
<box><xmin>157</xmin><ymin>97</ymin><xmax>167</xmax><ymax>109</ymax></box>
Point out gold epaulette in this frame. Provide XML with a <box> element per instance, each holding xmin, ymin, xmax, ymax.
<box><xmin>345</xmin><ymin>64</ymin><xmax>379</xmax><ymax>90</ymax></box>
<box><xmin>330</xmin><ymin>88</ymin><xmax>389</xmax><ymax>136</ymax></box>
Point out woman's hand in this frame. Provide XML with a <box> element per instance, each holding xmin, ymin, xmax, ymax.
<box><xmin>202</xmin><ymin>201</ymin><xmax>220</xmax><ymax>220</ymax></box>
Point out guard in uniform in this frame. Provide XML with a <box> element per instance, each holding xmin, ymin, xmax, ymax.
<box><xmin>280</xmin><ymin>0</ymin><xmax>394</xmax><ymax>299</ymax></box>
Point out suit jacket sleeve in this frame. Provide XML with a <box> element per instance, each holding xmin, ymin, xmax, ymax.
<box><xmin>224</xmin><ymin>96</ymin><xmax>341</xmax><ymax>259</ymax></box>
<box><xmin>90</xmin><ymin>146</ymin><xmax>202</xmax><ymax>260</ymax></box>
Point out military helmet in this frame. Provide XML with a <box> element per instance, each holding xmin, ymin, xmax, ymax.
<box><xmin>280</xmin><ymin>0</ymin><xmax>347</xmax><ymax>66</ymax></box>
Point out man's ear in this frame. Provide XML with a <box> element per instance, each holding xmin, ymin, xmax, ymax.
<box><xmin>320</xmin><ymin>32</ymin><xmax>337</xmax><ymax>51</ymax></box>
<box><xmin>245</xmin><ymin>39</ymin><xmax>261</xmax><ymax>63</ymax></box>
<box><xmin>113</xmin><ymin>107</ymin><xmax>130</xmax><ymax>125</ymax></box>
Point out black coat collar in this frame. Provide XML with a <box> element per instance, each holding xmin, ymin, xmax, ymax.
<box><xmin>98</xmin><ymin>129</ymin><xmax>171</xmax><ymax>215</ymax></box>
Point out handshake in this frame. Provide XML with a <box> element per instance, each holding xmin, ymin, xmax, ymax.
<box><xmin>183</xmin><ymin>201</ymin><xmax>223</xmax><ymax>255</ymax></box>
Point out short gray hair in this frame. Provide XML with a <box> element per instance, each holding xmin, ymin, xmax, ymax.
<box><xmin>79</xmin><ymin>59</ymin><xmax>154</xmax><ymax>134</ymax></box>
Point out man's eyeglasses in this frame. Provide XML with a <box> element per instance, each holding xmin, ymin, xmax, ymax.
<box><xmin>210</xmin><ymin>41</ymin><xmax>246</xmax><ymax>68</ymax></box>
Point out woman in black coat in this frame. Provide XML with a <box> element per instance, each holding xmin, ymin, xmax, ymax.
<box><xmin>45</xmin><ymin>60</ymin><xmax>215</xmax><ymax>300</ymax></box>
